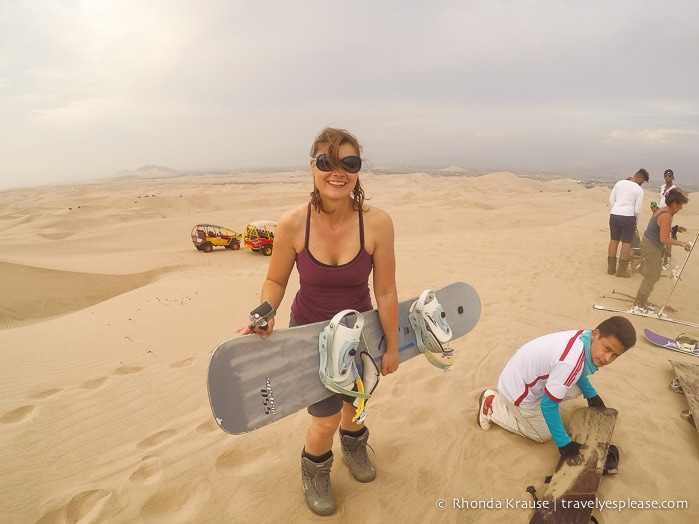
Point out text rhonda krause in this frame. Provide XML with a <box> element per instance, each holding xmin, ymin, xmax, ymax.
<box><xmin>451</xmin><ymin>497</ymin><xmax>689</xmax><ymax>511</ymax></box>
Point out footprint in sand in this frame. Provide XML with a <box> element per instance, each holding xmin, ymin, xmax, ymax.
<box><xmin>65</xmin><ymin>489</ymin><xmax>116</xmax><ymax>523</ymax></box>
<box><xmin>113</xmin><ymin>366</ymin><xmax>144</xmax><ymax>375</ymax></box>
<box><xmin>29</xmin><ymin>388</ymin><xmax>63</xmax><ymax>400</ymax></box>
<box><xmin>80</xmin><ymin>377</ymin><xmax>109</xmax><ymax>389</ymax></box>
<box><xmin>137</xmin><ymin>429</ymin><xmax>178</xmax><ymax>449</ymax></box>
<box><xmin>141</xmin><ymin>484</ymin><xmax>205</xmax><ymax>518</ymax></box>
<box><xmin>0</xmin><ymin>405</ymin><xmax>35</xmax><ymax>424</ymax></box>
<box><xmin>170</xmin><ymin>357</ymin><xmax>194</xmax><ymax>368</ymax></box>
<box><xmin>195</xmin><ymin>419</ymin><xmax>218</xmax><ymax>434</ymax></box>
<box><xmin>37</xmin><ymin>489</ymin><xmax>116</xmax><ymax>523</ymax></box>
<box><xmin>216</xmin><ymin>444</ymin><xmax>269</xmax><ymax>470</ymax></box>
<box><xmin>128</xmin><ymin>455</ymin><xmax>163</xmax><ymax>484</ymax></box>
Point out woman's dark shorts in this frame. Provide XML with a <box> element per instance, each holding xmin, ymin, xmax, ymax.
<box><xmin>289</xmin><ymin>315</ymin><xmax>356</xmax><ymax>418</ymax></box>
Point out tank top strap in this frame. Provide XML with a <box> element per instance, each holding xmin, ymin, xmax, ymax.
<box><xmin>304</xmin><ymin>202</ymin><xmax>365</xmax><ymax>250</ymax></box>
<box><xmin>358</xmin><ymin>206</ymin><xmax>364</xmax><ymax>249</ymax></box>
<box><xmin>304</xmin><ymin>202</ymin><xmax>312</xmax><ymax>250</ymax></box>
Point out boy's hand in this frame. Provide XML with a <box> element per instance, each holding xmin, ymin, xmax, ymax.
<box><xmin>559</xmin><ymin>441</ymin><xmax>586</xmax><ymax>466</ymax></box>
<box><xmin>587</xmin><ymin>395</ymin><xmax>606</xmax><ymax>408</ymax></box>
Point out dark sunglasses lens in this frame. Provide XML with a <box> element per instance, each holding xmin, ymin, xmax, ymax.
<box><xmin>315</xmin><ymin>154</ymin><xmax>332</xmax><ymax>172</ymax></box>
<box><xmin>341</xmin><ymin>156</ymin><xmax>362</xmax><ymax>173</ymax></box>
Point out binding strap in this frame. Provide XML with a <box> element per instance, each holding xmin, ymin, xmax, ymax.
<box><xmin>408</xmin><ymin>289</ymin><xmax>454</xmax><ymax>371</ymax></box>
<box><xmin>351</xmin><ymin>351</ymin><xmax>380</xmax><ymax>423</ymax></box>
<box><xmin>318</xmin><ymin>310</ymin><xmax>371</xmax><ymax>400</ymax></box>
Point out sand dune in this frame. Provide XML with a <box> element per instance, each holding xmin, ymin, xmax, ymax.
<box><xmin>0</xmin><ymin>172</ymin><xmax>697</xmax><ymax>523</ymax></box>
<box><xmin>0</xmin><ymin>261</ymin><xmax>173</xmax><ymax>329</ymax></box>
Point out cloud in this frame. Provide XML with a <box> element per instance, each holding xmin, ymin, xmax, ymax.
<box><xmin>606</xmin><ymin>128</ymin><xmax>699</xmax><ymax>145</ymax></box>
<box><xmin>2</xmin><ymin>1</ymin><xmax>699</xmax><ymax>188</ymax></box>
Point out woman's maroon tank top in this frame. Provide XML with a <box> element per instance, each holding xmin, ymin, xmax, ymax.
<box><xmin>290</xmin><ymin>203</ymin><xmax>373</xmax><ymax>325</ymax></box>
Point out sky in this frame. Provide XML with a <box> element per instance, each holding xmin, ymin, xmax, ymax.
<box><xmin>2</xmin><ymin>0</ymin><xmax>699</xmax><ymax>190</ymax></box>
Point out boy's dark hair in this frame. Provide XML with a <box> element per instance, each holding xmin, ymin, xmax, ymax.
<box><xmin>596</xmin><ymin>316</ymin><xmax>636</xmax><ymax>349</ymax></box>
<box><xmin>634</xmin><ymin>168</ymin><xmax>650</xmax><ymax>182</ymax></box>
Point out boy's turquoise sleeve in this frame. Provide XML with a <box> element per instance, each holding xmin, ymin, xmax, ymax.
<box><xmin>576</xmin><ymin>374</ymin><xmax>598</xmax><ymax>399</ymax></box>
<box><xmin>540</xmin><ymin>394</ymin><xmax>571</xmax><ymax>447</ymax></box>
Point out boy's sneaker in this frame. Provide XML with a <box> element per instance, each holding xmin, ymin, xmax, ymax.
<box><xmin>301</xmin><ymin>454</ymin><xmax>335</xmax><ymax>516</ymax></box>
<box><xmin>477</xmin><ymin>389</ymin><xmax>496</xmax><ymax>430</ymax></box>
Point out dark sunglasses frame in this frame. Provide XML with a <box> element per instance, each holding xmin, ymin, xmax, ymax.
<box><xmin>313</xmin><ymin>154</ymin><xmax>362</xmax><ymax>174</ymax></box>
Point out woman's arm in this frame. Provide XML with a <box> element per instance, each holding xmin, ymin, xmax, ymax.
<box><xmin>658</xmin><ymin>213</ymin><xmax>689</xmax><ymax>249</ymax></box>
<box><xmin>241</xmin><ymin>208</ymin><xmax>301</xmax><ymax>337</ymax></box>
<box><xmin>370</xmin><ymin>208</ymin><xmax>399</xmax><ymax>376</ymax></box>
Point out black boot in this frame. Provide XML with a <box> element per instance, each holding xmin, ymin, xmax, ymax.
<box><xmin>607</xmin><ymin>257</ymin><xmax>617</xmax><ymax>275</ymax></box>
<box><xmin>615</xmin><ymin>259</ymin><xmax>630</xmax><ymax>278</ymax></box>
<box><xmin>634</xmin><ymin>291</ymin><xmax>649</xmax><ymax>309</ymax></box>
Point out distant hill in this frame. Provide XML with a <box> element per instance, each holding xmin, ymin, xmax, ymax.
<box><xmin>439</xmin><ymin>165</ymin><xmax>468</xmax><ymax>173</ymax></box>
<box><xmin>111</xmin><ymin>165</ymin><xmax>181</xmax><ymax>180</ymax></box>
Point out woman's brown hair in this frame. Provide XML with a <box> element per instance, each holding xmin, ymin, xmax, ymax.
<box><xmin>309</xmin><ymin>127</ymin><xmax>366</xmax><ymax>213</ymax></box>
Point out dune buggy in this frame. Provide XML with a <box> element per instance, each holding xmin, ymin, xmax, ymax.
<box><xmin>244</xmin><ymin>220</ymin><xmax>277</xmax><ymax>256</ymax></box>
<box><xmin>191</xmin><ymin>224</ymin><xmax>242</xmax><ymax>253</ymax></box>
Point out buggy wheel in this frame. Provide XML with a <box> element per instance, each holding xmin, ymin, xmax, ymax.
<box><xmin>262</xmin><ymin>245</ymin><xmax>273</xmax><ymax>256</ymax></box>
<box><xmin>231</xmin><ymin>241</ymin><xmax>240</xmax><ymax>250</ymax></box>
<box><xmin>203</xmin><ymin>243</ymin><xmax>213</xmax><ymax>253</ymax></box>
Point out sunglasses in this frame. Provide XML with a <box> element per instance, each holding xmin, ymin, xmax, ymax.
<box><xmin>312</xmin><ymin>154</ymin><xmax>362</xmax><ymax>174</ymax></box>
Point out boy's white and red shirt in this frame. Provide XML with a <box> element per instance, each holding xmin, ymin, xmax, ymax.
<box><xmin>497</xmin><ymin>330</ymin><xmax>585</xmax><ymax>407</ymax></box>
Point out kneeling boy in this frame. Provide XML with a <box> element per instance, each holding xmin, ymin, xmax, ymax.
<box><xmin>477</xmin><ymin>316</ymin><xmax>635</xmax><ymax>464</ymax></box>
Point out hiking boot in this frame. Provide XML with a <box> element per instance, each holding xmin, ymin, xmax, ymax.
<box><xmin>615</xmin><ymin>259</ymin><xmax>630</xmax><ymax>278</ymax></box>
<box><xmin>301</xmin><ymin>454</ymin><xmax>335</xmax><ymax>516</ymax></box>
<box><xmin>607</xmin><ymin>256</ymin><xmax>617</xmax><ymax>275</ymax></box>
<box><xmin>634</xmin><ymin>291</ymin><xmax>650</xmax><ymax>310</ymax></box>
<box><xmin>477</xmin><ymin>389</ymin><xmax>496</xmax><ymax>430</ymax></box>
<box><xmin>339</xmin><ymin>427</ymin><xmax>376</xmax><ymax>483</ymax></box>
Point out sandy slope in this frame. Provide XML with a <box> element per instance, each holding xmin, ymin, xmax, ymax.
<box><xmin>0</xmin><ymin>172</ymin><xmax>697</xmax><ymax>523</ymax></box>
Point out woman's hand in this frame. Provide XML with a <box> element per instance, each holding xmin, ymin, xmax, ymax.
<box><xmin>381</xmin><ymin>350</ymin><xmax>399</xmax><ymax>376</ymax></box>
<box><xmin>236</xmin><ymin>317</ymin><xmax>276</xmax><ymax>339</ymax></box>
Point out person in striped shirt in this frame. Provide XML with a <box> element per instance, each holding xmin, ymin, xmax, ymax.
<box><xmin>477</xmin><ymin>316</ymin><xmax>635</xmax><ymax>464</ymax></box>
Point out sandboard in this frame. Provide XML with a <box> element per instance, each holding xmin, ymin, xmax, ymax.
<box><xmin>208</xmin><ymin>282</ymin><xmax>480</xmax><ymax>434</ymax></box>
<box><xmin>669</xmin><ymin>360</ymin><xmax>699</xmax><ymax>441</ymax></box>
<box><xmin>644</xmin><ymin>329</ymin><xmax>699</xmax><ymax>357</ymax></box>
<box><xmin>599</xmin><ymin>290</ymin><xmax>677</xmax><ymax>313</ymax></box>
<box><xmin>530</xmin><ymin>407</ymin><xmax>618</xmax><ymax>524</ymax></box>
<box><xmin>593</xmin><ymin>304</ymin><xmax>699</xmax><ymax>329</ymax></box>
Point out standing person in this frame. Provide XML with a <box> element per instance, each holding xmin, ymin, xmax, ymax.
<box><xmin>634</xmin><ymin>188</ymin><xmax>691</xmax><ymax>309</ymax></box>
<box><xmin>659</xmin><ymin>169</ymin><xmax>676</xmax><ymax>207</ymax></box>
<box><xmin>607</xmin><ymin>169</ymin><xmax>649</xmax><ymax>277</ymax></box>
<box><xmin>477</xmin><ymin>316</ymin><xmax>636</xmax><ymax>464</ymax></box>
<box><xmin>658</xmin><ymin>169</ymin><xmax>686</xmax><ymax>268</ymax></box>
<box><xmin>239</xmin><ymin>127</ymin><xmax>399</xmax><ymax>516</ymax></box>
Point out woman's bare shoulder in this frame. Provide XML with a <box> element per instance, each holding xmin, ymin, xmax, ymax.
<box><xmin>363</xmin><ymin>204</ymin><xmax>393</xmax><ymax>228</ymax></box>
<box><xmin>278</xmin><ymin>202</ymin><xmax>308</xmax><ymax>227</ymax></box>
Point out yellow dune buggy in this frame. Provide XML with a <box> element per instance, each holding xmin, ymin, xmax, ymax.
<box><xmin>191</xmin><ymin>224</ymin><xmax>242</xmax><ymax>253</ymax></box>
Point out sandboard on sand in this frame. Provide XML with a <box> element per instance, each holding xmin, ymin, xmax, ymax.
<box><xmin>644</xmin><ymin>329</ymin><xmax>699</xmax><ymax>357</ymax></box>
<box><xmin>530</xmin><ymin>407</ymin><xmax>618</xmax><ymax>524</ymax></box>
<box><xmin>669</xmin><ymin>360</ymin><xmax>699</xmax><ymax>441</ymax></box>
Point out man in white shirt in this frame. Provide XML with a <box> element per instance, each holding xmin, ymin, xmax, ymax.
<box><xmin>659</xmin><ymin>169</ymin><xmax>676</xmax><ymax>207</ymax></box>
<box><xmin>607</xmin><ymin>169</ymin><xmax>649</xmax><ymax>277</ymax></box>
